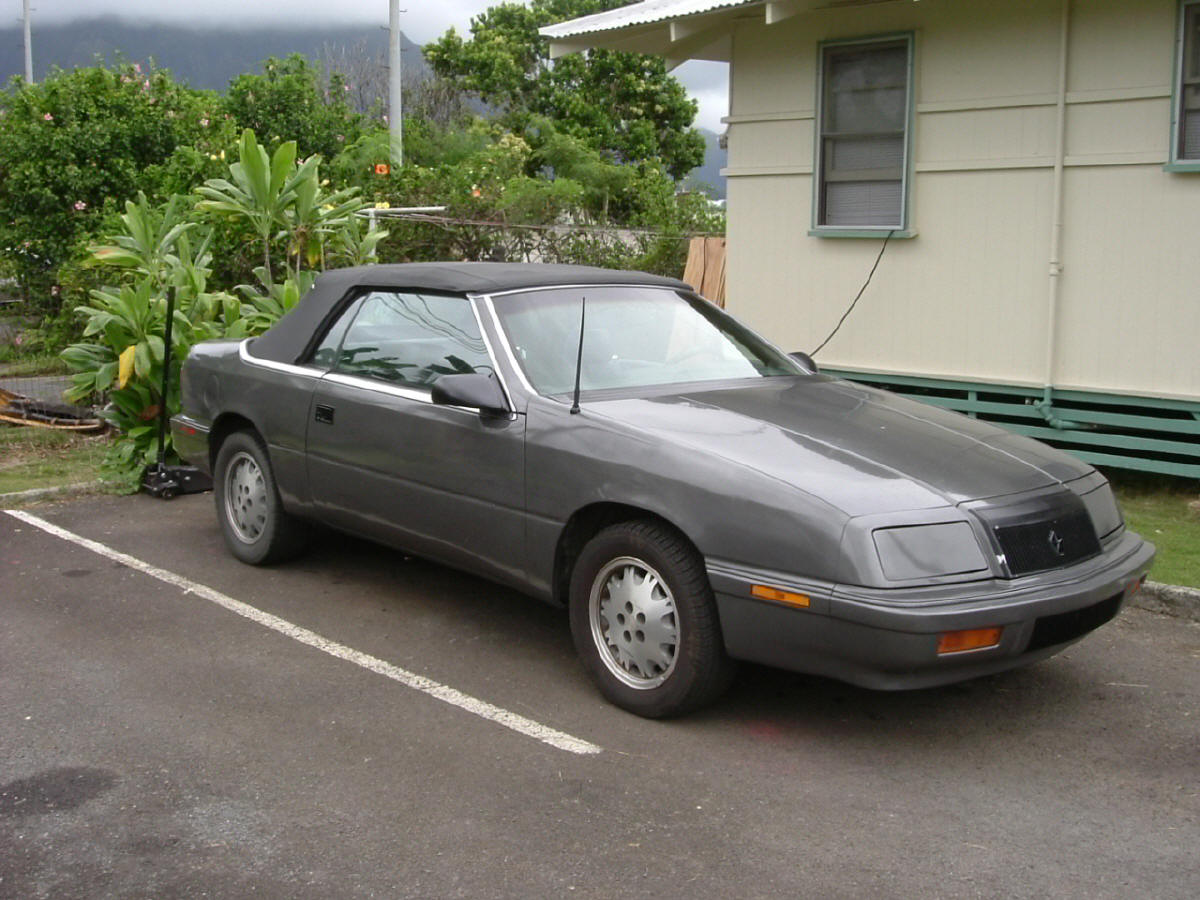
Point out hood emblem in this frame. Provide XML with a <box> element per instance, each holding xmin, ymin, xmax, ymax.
<box><xmin>1047</xmin><ymin>529</ymin><xmax>1065</xmax><ymax>557</ymax></box>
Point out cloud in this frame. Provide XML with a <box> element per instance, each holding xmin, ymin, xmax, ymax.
<box><xmin>675</xmin><ymin>61</ymin><xmax>729</xmax><ymax>133</ymax></box>
<box><xmin>22</xmin><ymin>0</ymin><xmax>479</xmax><ymax>43</ymax></box>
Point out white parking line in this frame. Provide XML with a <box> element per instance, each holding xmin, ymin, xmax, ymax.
<box><xmin>5</xmin><ymin>509</ymin><xmax>602</xmax><ymax>756</ymax></box>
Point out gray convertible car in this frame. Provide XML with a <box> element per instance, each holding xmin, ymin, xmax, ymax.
<box><xmin>173</xmin><ymin>263</ymin><xmax>1154</xmax><ymax>717</ymax></box>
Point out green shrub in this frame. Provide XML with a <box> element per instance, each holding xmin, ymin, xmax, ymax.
<box><xmin>222</xmin><ymin>55</ymin><xmax>365</xmax><ymax>162</ymax></box>
<box><xmin>61</xmin><ymin>194</ymin><xmax>245</xmax><ymax>488</ymax></box>
<box><xmin>61</xmin><ymin>131</ymin><xmax>386</xmax><ymax>489</ymax></box>
<box><xmin>0</xmin><ymin>63</ymin><xmax>217</xmax><ymax>311</ymax></box>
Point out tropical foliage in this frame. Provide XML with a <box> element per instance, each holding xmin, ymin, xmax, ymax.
<box><xmin>60</xmin><ymin>134</ymin><xmax>385</xmax><ymax>489</ymax></box>
<box><xmin>425</xmin><ymin>0</ymin><xmax>706</xmax><ymax>180</ymax></box>
<box><xmin>197</xmin><ymin>130</ymin><xmax>363</xmax><ymax>283</ymax></box>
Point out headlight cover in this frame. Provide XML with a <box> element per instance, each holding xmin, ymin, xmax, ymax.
<box><xmin>873</xmin><ymin>522</ymin><xmax>990</xmax><ymax>581</ymax></box>
<box><xmin>1077</xmin><ymin>481</ymin><xmax>1123</xmax><ymax>541</ymax></box>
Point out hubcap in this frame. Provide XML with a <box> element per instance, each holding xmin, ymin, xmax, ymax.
<box><xmin>224</xmin><ymin>451</ymin><xmax>269</xmax><ymax>544</ymax></box>
<box><xmin>589</xmin><ymin>556</ymin><xmax>679</xmax><ymax>690</ymax></box>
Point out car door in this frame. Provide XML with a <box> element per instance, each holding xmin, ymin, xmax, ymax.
<box><xmin>305</xmin><ymin>289</ymin><xmax>527</xmax><ymax>588</ymax></box>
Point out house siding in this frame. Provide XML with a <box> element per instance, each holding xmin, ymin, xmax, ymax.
<box><xmin>723</xmin><ymin>0</ymin><xmax>1200</xmax><ymax>401</ymax></box>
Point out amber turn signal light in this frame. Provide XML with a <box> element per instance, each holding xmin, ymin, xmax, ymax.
<box><xmin>937</xmin><ymin>626</ymin><xmax>1003</xmax><ymax>655</ymax></box>
<box><xmin>751</xmin><ymin>585</ymin><xmax>811</xmax><ymax>608</ymax></box>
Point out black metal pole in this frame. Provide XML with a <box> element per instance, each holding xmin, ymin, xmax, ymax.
<box><xmin>156</xmin><ymin>285</ymin><xmax>176</xmax><ymax>470</ymax></box>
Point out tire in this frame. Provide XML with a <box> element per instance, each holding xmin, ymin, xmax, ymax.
<box><xmin>213</xmin><ymin>430</ymin><xmax>309</xmax><ymax>565</ymax></box>
<box><xmin>568</xmin><ymin>521</ymin><xmax>735</xmax><ymax>718</ymax></box>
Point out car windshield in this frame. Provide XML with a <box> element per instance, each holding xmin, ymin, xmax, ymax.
<box><xmin>492</xmin><ymin>286</ymin><xmax>805</xmax><ymax>395</ymax></box>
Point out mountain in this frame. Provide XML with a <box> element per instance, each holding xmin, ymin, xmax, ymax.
<box><xmin>0</xmin><ymin>17</ymin><xmax>425</xmax><ymax>92</ymax></box>
<box><xmin>683</xmin><ymin>129</ymin><xmax>727</xmax><ymax>199</ymax></box>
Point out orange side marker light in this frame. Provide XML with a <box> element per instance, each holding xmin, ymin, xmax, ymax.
<box><xmin>937</xmin><ymin>627</ymin><xmax>1003</xmax><ymax>655</ymax></box>
<box><xmin>751</xmin><ymin>585</ymin><xmax>811</xmax><ymax>608</ymax></box>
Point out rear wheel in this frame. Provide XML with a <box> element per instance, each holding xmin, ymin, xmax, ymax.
<box><xmin>213</xmin><ymin>430</ymin><xmax>308</xmax><ymax>565</ymax></box>
<box><xmin>569</xmin><ymin>521</ymin><xmax>734</xmax><ymax>718</ymax></box>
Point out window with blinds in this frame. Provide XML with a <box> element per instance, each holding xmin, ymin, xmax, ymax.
<box><xmin>816</xmin><ymin>37</ymin><xmax>912</xmax><ymax>229</ymax></box>
<box><xmin>1180</xmin><ymin>2</ymin><xmax>1200</xmax><ymax>161</ymax></box>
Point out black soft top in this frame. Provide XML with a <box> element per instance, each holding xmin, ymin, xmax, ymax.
<box><xmin>250</xmin><ymin>262</ymin><xmax>689</xmax><ymax>364</ymax></box>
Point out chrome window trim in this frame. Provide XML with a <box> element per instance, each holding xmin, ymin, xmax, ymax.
<box><xmin>239</xmin><ymin>339</ymin><xmax>321</xmax><ymax>378</ymax></box>
<box><xmin>323</xmin><ymin>371</ymin><xmax>509</xmax><ymax>420</ymax></box>
<box><xmin>467</xmin><ymin>293</ymin><xmax>518</xmax><ymax>413</ymax></box>
<box><xmin>480</xmin><ymin>282</ymin><xmax>686</xmax><ymax>300</ymax></box>
<box><xmin>323</xmin><ymin>371</ymin><xmax>433</xmax><ymax>403</ymax></box>
<box><xmin>474</xmin><ymin>292</ymin><xmax>538</xmax><ymax>396</ymax></box>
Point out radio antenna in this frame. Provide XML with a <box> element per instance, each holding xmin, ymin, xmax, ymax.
<box><xmin>570</xmin><ymin>296</ymin><xmax>586</xmax><ymax>414</ymax></box>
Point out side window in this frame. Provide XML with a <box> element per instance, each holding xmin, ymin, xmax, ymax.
<box><xmin>815</xmin><ymin>36</ymin><xmax>912</xmax><ymax>230</ymax></box>
<box><xmin>1177</xmin><ymin>1</ymin><xmax>1200</xmax><ymax>163</ymax></box>
<box><xmin>332</xmin><ymin>291</ymin><xmax>493</xmax><ymax>388</ymax></box>
<box><xmin>310</xmin><ymin>296</ymin><xmax>364</xmax><ymax>369</ymax></box>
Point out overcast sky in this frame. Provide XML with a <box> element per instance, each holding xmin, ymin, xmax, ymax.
<box><xmin>14</xmin><ymin>0</ymin><xmax>729</xmax><ymax>131</ymax></box>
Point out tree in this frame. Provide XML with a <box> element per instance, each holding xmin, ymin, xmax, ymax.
<box><xmin>0</xmin><ymin>63</ymin><xmax>217</xmax><ymax>308</ymax></box>
<box><xmin>222</xmin><ymin>54</ymin><xmax>365</xmax><ymax>162</ymax></box>
<box><xmin>425</xmin><ymin>0</ymin><xmax>705</xmax><ymax>180</ymax></box>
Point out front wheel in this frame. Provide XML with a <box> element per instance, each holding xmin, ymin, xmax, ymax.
<box><xmin>213</xmin><ymin>430</ymin><xmax>309</xmax><ymax>565</ymax></box>
<box><xmin>569</xmin><ymin>521</ymin><xmax>734</xmax><ymax>718</ymax></box>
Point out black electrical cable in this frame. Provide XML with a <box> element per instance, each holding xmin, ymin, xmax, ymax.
<box><xmin>810</xmin><ymin>229</ymin><xmax>894</xmax><ymax>357</ymax></box>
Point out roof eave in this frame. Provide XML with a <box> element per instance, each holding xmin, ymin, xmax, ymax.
<box><xmin>546</xmin><ymin>13</ymin><xmax>740</xmax><ymax>68</ymax></box>
<box><xmin>542</xmin><ymin>1</ymin><xmax>833</xmax><ymax>65</ymax></box>
<box><xmin>550</xmin><ymin>31</ymin><xmax>729</xmax><ymax>68</ymax></box>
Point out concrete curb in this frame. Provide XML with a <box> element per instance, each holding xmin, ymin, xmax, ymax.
<box><xmin>0</xmin><ymin>481</ymin><xmax>107</xmax><ymax>504</ymax></box>
<box><xmin>1132</xmin><ymin>581</ymin><xmax>1200</xmax><ymax>623</ymax></box>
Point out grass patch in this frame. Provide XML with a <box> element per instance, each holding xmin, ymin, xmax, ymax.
<box><xmin>1106</xmin><ymin>469</ymin><xmax>1200</xmax><ymax>589</ymax></box>
<box><xmin>0</xmin><ymin>425</ymin><xmax>110</xmax><ymax>496</ymax></box>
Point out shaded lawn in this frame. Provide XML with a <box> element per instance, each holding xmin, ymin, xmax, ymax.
<box><xmin>1107</xmin><ymin>470</ymin><xmax>1200</xmax><ymax>589</ymax></box>
<box><xmin>0</xmin><ymin>425</ymin><xmax>109</xmax><ymax>496</ymax></box>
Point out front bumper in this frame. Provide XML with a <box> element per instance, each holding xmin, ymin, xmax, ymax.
<box><xmin>708</xmin><ymin>530</ymin><xmax>1155</xmax><ymax>690</ymax></box>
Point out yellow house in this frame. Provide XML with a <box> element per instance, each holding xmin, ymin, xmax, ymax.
<box><xmin>544</xmin><ymin>0</ymin><xmax>1200</xmax><ymax>478</ymax></box>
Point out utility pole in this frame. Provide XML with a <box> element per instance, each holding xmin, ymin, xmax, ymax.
<box><xmin>389</xmin><ymin>1</ymin><xmax>403</xmax><ymax>168</ymax></box>
<box><xmin>22</xmin><ymin>0</ymin><xmax>33</xmax><ymax>84</ymax></box>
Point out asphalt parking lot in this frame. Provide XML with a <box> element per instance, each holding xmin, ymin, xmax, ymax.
<box><xmin>2</xmin><ymin>493</ymin><xmax>1198</xmax><ymax>899</ymax></box>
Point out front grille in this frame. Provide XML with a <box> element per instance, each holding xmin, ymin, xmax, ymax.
<box><xmin>1027</xmin><ymin>591</ymin><xmax>1123</xmax><ymax>652</ymax></box>
<box><xmin>994</xmin><ymin>507</ymin><xmax>1101</xmax><ymax>577</ymax></box>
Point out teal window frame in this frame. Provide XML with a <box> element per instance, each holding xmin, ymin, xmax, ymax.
<box><xmin>811</xmin><ymin>32</ymin><xmax>916</xmax><ymax>237</ymax></box>
<box><xmin>1168</xmin><ymin>0</ymin><xmax>1200</xmax><ymax>172</ymax></box>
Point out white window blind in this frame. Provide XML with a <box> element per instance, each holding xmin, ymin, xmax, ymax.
<box><xmin>1181</xmin><ymin>3</ymin><xmax>1200</xmax><ymax>160</ymax></box>
<box><xmin>817</xmin><ymin>38</ymin><xmax>910</xmax><ymax>228</ymax></box>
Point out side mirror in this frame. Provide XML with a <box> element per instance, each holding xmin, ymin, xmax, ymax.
<box><xmin>790</xmin><ymin>351</ymin><xmax>818</xmax><ymax>373</ymax></box>
<box><xmin>431</xmin><ymin>372</ymin><xmax>510</xmax><ymax>416</ymax></box>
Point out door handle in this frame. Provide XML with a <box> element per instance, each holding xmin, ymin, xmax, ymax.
<box><xmin>315</xmin><ymin>404</ymin><xmax>335</xmax><ymax>425</ymax></box>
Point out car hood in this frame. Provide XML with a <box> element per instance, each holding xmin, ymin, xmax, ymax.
<box><xmin>586</xmin><ymin>376</ymin><xmax>1092</xmax><ymax>517</ymax></box>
